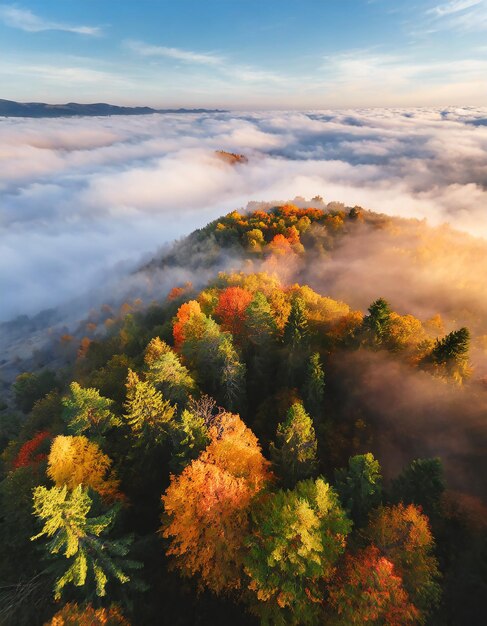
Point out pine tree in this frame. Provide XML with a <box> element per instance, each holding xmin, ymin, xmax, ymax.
<box><xmin>32</xmin><ymin>485</ymin><xmax>142</xmax><ymax>600</ymax></box>
<box><xmin>283</xmin><ymin>297</ymin><xmax>309</xmax><ymax>350</ymax></box>
<box><xmin>124</xmin><ymin>370</ymin><xmax>175</xmax><ymax>446</ymax></box>
<box><xmin>429</xmin><ymin>327</ymin><xmax>471</xmax><ymax>381</ymax></box>
<box><xmin>391</xmin><ymin>458</ymin><xmax>445</xmax><ymax>521</ymax></box>
<box><xmin>363</xmin><ymin>298</ymin><xmax>392</xmax><ymax>345</ymax></box>
<box><xmin>144</xmin><ymin>338</ymin><xmax>196</xmax><ymax>406</ymax></box>
<box><xmin>302</xmin><ymin>352</ymin><xmax>325</xmax><ymax>418</ymax></box>
<box><xmin>335</xmin><ymin>453</ymin><xmax>382</xmax><ymax>526</ymax></box>
<box><xmin>62</xmin><ymin>382</ymin><xmax>121</xmax><ymax>439</ymax></box>
<box><xmin>169</xmin><ymin>409</ymin><xmax>210</xmax><ymax>473</ymax></box>
<box><xmin>270</xmin><ymin>402</ymin><xmax>318</xmax><ymax>487</ymax></box>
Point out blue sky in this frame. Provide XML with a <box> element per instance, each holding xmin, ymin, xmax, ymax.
<box><xmin>0</xmin><ymin>0</ymin><xmax>486</xmax><ymax>107</ymax></box>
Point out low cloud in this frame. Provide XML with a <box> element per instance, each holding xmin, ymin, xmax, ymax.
<box><xmin>1</xmin><ymin>107</ymin><xmax>487</xmax><ymax>323</ymax></box>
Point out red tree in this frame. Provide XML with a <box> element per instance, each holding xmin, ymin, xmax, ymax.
<box><xmin>214</xmin><ymin>287</ymin><xmax>253</xmax><ymax>337</ymax></box>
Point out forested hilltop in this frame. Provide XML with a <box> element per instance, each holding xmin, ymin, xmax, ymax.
<box><xmin>1</xmin><ymin>204</ymin><xmax>486</xmax><ymax>625</ymax></box>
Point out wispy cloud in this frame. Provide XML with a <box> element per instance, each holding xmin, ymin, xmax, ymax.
<box><xmin>126</xmin><ymin>39</ymin><xmax>284</xmax><ymax>84</ymax></box>
<box><xmin>0</xmin><ymin>5</ymin><xmax>101</xmax><ymax>35</ymax></box>
<box><xmin>427</xmin><ymin>0</ymin><xmax>482</xmax><ymax>17</ymax></box>
<box><xmin>425</xmin><ymin>0</ymin><xmax>487</xmax><ymax>31</ymax></box>
<box><xmin>125</xmin><ymin>40</ymin><xmax>223</xmax><ymax>65</ymax></box>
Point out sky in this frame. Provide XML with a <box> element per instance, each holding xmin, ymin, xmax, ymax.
<box><xmin>0</xmin><ymin>0</ymin><xmax>487</xmax><ymax>107</ymax></box>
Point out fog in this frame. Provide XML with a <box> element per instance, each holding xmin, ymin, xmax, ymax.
<box><xmin>2</xmin><ymin>107</ymin><xmax>487</xmax><ymax>322</ymax></box>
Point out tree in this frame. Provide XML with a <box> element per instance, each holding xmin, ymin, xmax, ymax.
<box><xmin>270</xmin><ymin>402</ymin><xmax>318</xmax><ymax>487</ymax></box>
<box><xmin>144</xmin><ymin>337</ymin><xmax>196</xmax><ymax>405</ymax></box>
<box><xmin>45</xmin><ymin>603</ymin><xmax>129</xmax><ymax>625</ymax></box>
<box><xmin>429</xmin><ymin>327</ymin><xmax>471</xmax><ymax>382</ymax></box>
<box><xmin>181</xmin><ymin>314</ymin><xmax>245</xmax><ymax>411</ymax></box>
<box><xmin>214</xmin><ymin>286</ymin><xmax>253</xmax><ymax>338</ymax></box>
<box><xmin>62</xmin><ymin>382</ymin><xmax>121</xmax><ymax>440</ymax></box>
<box><xmin>302</xmin><ymin>352</ymin><xmax>325</xmax><ymax>418</ymax></box>
<box><xmin>173</xmin><ymin>300</ymin><xmax>202</xmax><ymax>350</ymax></box>
<box><xmin>283</xmin><ymin>297</ymin><xmax>309</xmax><ymax>350</ymax></box>
<box><xmin>32</xmin><ymin>485</ymin><xmax>142</xmax><ymax>600</ymax></box>
<box><xmin>391</xmin><ymin>457</ymin><xmax>445</xmax><ymax>521</ymax></box>
<box><xmin>244</xmin><ymin>292</ymin><xmax>278</xmax><ymax>347</ymax></box>
<box><xmin>168</xmin><ymin>409</ymin><xmax>209</xmax><ymax>473</ymax></box>
<box><xmin>335</xmin><ymin>453</ymin><xmax>382</xmax><ymax>527</ymax></box>
<box><xmin>124</xmin><ymin>370</ymin><xmax>175</xmax><ymax>446</ymax></box>
<box><xmin>327</xmin><ymin>545</ymin><xmax>419</xmax><ymax>625</ymax></box>
<box><xmin>244</xmin><ymin>478</ymin><xmax>352</xmax><ymax>626</ymax></box>
<box><xmin>13</xmin><ymin>431</ymin><xmax>51</xmax><ymax>469</ymax></box>
<box><xmin>363</xmin><ymin>298</ymin><xmax>392</xmax><ymax>346</ymax></box>
<box><xmin>47</xmin><ymin>436</ymin><xmax>122</xmax><ymax>503</ymax></box>
<box><xmin>161</xmin><ymin>413</ymin><xmax>271</xmax><ymax>594</ymax></box>
<box><xmin>13</xmin><ymin>371</ymin><xmax>58</xmax><ymax>413</ymax></box>
<box><xmin>364</xmin><ymin>503</ymin><xmax>441</xmax><ymax>619</ymax></box>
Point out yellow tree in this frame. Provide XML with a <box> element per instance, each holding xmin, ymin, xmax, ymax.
<box><xmin>47</xmin><ymin>435</ymin><xmax>122</xmax><ymax>503</ymax></box>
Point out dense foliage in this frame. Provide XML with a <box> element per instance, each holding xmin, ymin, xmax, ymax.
<box><xmin>1</xmin><ymin>204</ymin><xmax>486</xmax><ymax>625</ymax></box>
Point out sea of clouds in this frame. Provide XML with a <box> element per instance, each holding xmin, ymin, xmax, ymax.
<box><xmin>1</xmin><ymin>107</ymin><xmax>487</xmax><ymax>322</ymax></box>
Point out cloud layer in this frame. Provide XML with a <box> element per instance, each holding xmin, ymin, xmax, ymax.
<box><xmin>1</xmin><ymin>107</ymin><xmax>487</xmax><ymax>322</ymax></box>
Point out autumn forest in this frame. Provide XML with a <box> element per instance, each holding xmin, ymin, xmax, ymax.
<box><xmin>1</xmin><ymin>204</ymin><xmax>486</xmax><ymax>626</ymax></box>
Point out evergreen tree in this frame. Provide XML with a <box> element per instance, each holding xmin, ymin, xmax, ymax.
<box><xmin>363</xmin><ymin>298</ymin><xmax>392</xmax><ymax>345</ymax></box>
<box><xmin>32</xmin><ymin>485</ymin><xmax>142</xmax><ymax>600</ymax></box>
<box><xmin>62</xmin><ymin>382</ymin><xmax>121</xmax><ymax>440</ymax></box>
<box><xmin>168</xmin><ymin>409</ymin><xmax>210</xmax><ymax>473</ymax></box>
<box><xmin>283</xmin><ymin>297</ymin><xmax>309</xmax><ymax>350</ymax></box>
<box><xmin>302</xmin><ymin>352</ymin><xmax>325</xmax><ymax>419</ymax></box>
<box><xmin>335</xmin><ymin>453</ymin><xmax>382</xmax><ymax>526</ymax></box>
<box><xmin>144</xmin><ymin>338</ymin><xmax>196</xmax><ymax>406</ymax></box>
<box><xmin>124</xmin><ymin>370</ymin><xmax>175</xmax><ymax>446</ymax></box>
<box><xmin>391</xmin><ymin>457</ymin><xmax>445</xmax><ymax>521</ymax></box>
<box><xmin>430</xmin><ymin>327</ymin><xmax>471</xmax><ymax>381</ymax></box>
<box><xmin>270</xmin><ymin>402</ymin><xmax>318</xmax><ymax>487</ymax></box>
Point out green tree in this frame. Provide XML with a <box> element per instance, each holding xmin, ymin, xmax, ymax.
<box><xmin>169</xmin><ymin>409</ymin><xmax>210</xmax><ymax>473</ymax></box>
<box><xmin>62</xmin><ymin>382</ymin><xmax>121</xmax><ymax>440</ymax></box>
<box><xmin>144</xmin><ymin>337</ymin><xmax>197</xmax><ymax>406</ymax></box>
<box><xmin>283</xmin><ymin>297</ymin><xmax>309</xmax><ymax>350</ymax></box>
<box><xmin>124</xmin><ymin>370</ymin><xmax>175</xmax><ymax>446</ymax></box>
<box><xmin>244</xmin><ymin>478</ymin><xmax>352</xmax><ymax>626</ymax></box>
<box><xmin>13</xmin><ymin>371</ymin><xmax>58</xmax><ymax>413</ymax></box>
<box><xmin>429</xmin><ymin>327</ymin><xmax>471</xmax><ymax>382</ymax></box>
<box><xmin>270</xmin><ymin>402</ymin><xmax>318</xmax><ymax>487</ymax></box>
<box><xmin>391</xmin><ymin>458</ymin><xmax>445</xmax><ymax>521</ymax></box>
<box><xmin>363</xmin><ymin>298</ymin><xmax>392</xmax><ymax>346</ymax></box>
<box><xmin>302</xmin><ymin>352</ymin><xmax>325</xmax><ymax>419</ymax></box>
<box><xmin>32</xmin><ymin>485</ymin><xmax>142</xmax><ymax>600</ymax></box>
<box><xmin>335</xmin><ymin>453</ymin><xmax>382</xmax><ymax>526</ymax></box>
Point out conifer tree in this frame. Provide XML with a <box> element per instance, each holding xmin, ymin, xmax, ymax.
<box><xmin>363</xmin><ymin>298</ymin><xmax>392</xmax><ymax>345</ymax></box>
<box><xmin>430</xmin><ymin>327</ymin><xmax>471</xmax><ymax>381</ymax></box>
<box><xmin>302</xmin><ymin>352</ymin><xmax>325</xmax><ymax>418</ymax></box>
<box><xmin>124</xmin><ymin>370</ymin><xmax>175</xmax><ymax>446</ymax></box>
<box><xmin>391</xmin><ymin>457</ymin><xmax>445</xmax><ymax>521</ymax></box>
<box><xmin>270</xmin><ymin>402</ymin><xmax>318</xmax><ymax>487</ymax></box>
<box><xmin>62</xmin><ymin>382</ymin><xmax>121</xmax><ymax>439</ymax></box>
<box><xmin>169</xmin><ymin>409</ymin><xmax>210</xmax><ymax>473</ymax></box>
<box><xmin>335</xmin><ymin>453</ymin><xmax>382</xmax><ymax>526</ymax></box>
<box><xmin>32</xmin><ymin>485</ymin><xmax>142</xmax><ymax>600</ymax></box>
<box><xmin>283</xmin><ymin>297</ymin><xmax>309</xmax><ymax>350</ymax></box>
<box><xmin>144</xmin><ymin>337</ymin><xmax>196</xmax><ymax>406</ymax></box>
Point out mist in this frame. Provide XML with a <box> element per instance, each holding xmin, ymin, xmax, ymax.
<box><xmin>2</xmin><ymin>107</ymin><xmax>487</xmax><ymax>323</ymax></box>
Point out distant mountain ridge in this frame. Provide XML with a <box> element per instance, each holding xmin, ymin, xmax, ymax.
<box><xmin>0</xmin><ymin>99</ymin><xmax>226</xmax><ymax>117</ymax></box>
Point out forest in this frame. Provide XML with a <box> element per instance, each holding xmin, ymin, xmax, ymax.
<box><xmin>1</xmin><ymin>204</ymin><xmax>486</xmax><ymax>625</ymax></box>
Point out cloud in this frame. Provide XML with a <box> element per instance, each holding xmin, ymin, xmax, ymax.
<box><xmin>425</xmin><ymin>0</ymin><xmax>487</xmax><ymax>31</ymax></box>
<box><xmin>0</xmin><ymin>5</ymin><xmax>101</xmax><ymax>35</ymax></box>
<box><xmin>125</xmin><ymin>40</ymin><xmax>223</xmax><ymax>66</ymax></box>
<box><xmin>125</xmin><ymin>39</ymin><xmax>284</xmax><ymax>85</ymax></box>
<box><xmin>428</xmin><ymin>0</ymin><xmax>483</xmax><ymax>17</ymax></box>
<box><xmin>1</xmin><ymin>108</ymin><xmax>487</xmax><ymax>325</ymax></box>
